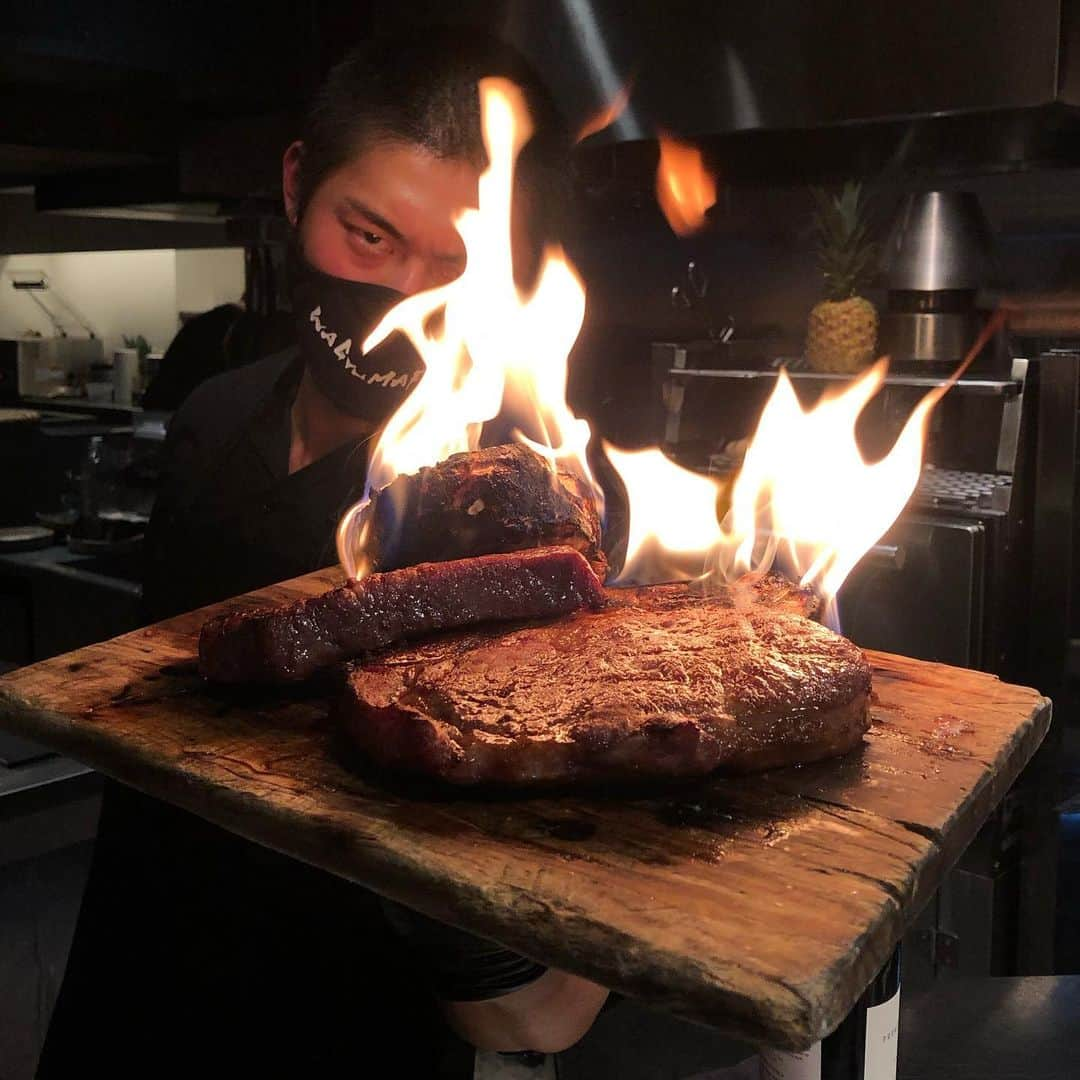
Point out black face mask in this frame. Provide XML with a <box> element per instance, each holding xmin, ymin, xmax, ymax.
<box><xmin>289</xmin><ymin>249</ymin><xmax>425</xmax><ymax>422</ymax></box>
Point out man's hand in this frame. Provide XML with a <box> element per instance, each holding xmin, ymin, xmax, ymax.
<box><xmin>442</xmin><ymin>968</ymin><xmax>609</xmax><ymax>1054</ymax></box>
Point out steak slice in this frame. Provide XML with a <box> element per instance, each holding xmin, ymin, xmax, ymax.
<box><xmin>199</xmin><ymin>547</ymin><xmax>605</xmax><ymax>685</ymax></box>
<box><xmin>365</xmin><ymin>443</ymin><xmax>606</xmax><ymax>579</ymax></box>
<box><xmin>337</xmin><ymin>578</ymin><xmax>871</xmax><ymax>786</ymax></box>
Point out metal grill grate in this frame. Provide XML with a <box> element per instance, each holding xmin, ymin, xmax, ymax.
<box><xmin>914</xmin><ymin>465</ymin><xmax>1012</xmax><ymax>512</ymax></box>
<box><xmin>706</xmin><ymin>456</ymin><xmax>1013</xmax><ymax>515</ymax></box>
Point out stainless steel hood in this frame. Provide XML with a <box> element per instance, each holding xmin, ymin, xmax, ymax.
<box><xmin>476</xmin><ymin>0</ymin><xmax>1077</xmax><ymax>139</ymax></box>
<box><xmin>33</xmin><ymin>110</ymin><xmax>296</xmax><ymax>223</ymax></box>
<box><xmin>342</xmin><ymin>0</ymin><xmax>1080</xmax><ymax>186</ymax></box>
<box><xmin>35</xmin><ymin>164</ymin><xmax>231</xmax><ymax>223</ymax></box>
<box><xmin>28</xmin><ymin>0</ymin><xmax>1080</xmax><ymax>225</ymax></box>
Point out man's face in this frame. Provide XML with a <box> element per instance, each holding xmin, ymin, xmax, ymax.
<box><xmin>283</xmin><ymin>139</ymin><xmax>479</xmax><ymax>296</ymax></box>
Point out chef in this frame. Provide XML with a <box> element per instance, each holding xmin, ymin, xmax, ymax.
<box><xmin>36</xmin><ymin>28</ymin><xmax>607</xmax><ymax>1079</ymax></box>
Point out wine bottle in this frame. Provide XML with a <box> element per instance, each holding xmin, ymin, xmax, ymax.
<box><xmin>759</xmin><ymin>946</ymin><xmax>901</xmax><ymax>1080</ymax></box>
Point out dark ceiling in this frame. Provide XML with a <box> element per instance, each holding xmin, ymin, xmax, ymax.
<box><xmin>0</xmin><ymin>1</ymin><xmax>377</xmax><ymax>191</ymax></box>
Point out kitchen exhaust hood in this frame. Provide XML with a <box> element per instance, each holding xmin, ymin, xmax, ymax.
<box><xmin>35</xmin><ymin>163</ymin><xmax>228</xmax><ymax>223</ymax></box>
<box><xmin>31</xmin><ymin>0</ymin><xmax>1080</xmax><ymax>222</ymax></box>
<box><xmin>33</xmin><ymin>111</ymin><xmax>296</xmax><ymax>223</ymax></box>
<box><xmin>386</xmin><ymin>0</ymin><xmax>1080</xmax><ymax>180</ymax></box>
<box><xmin>34</xmin><ymin>160</ymin><xmax>283</xmax><ymax>223</ymax></box>
<box><xmin>488</xmin><ymin>0</ymin><xmax>1078</xmax><ymax>138</ymax></box>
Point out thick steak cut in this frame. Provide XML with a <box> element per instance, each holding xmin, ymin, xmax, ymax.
<box><xmin>337</xmin><ymin>577</ymin><xmax>871</xmax><ymax>786</ymax></box>
<box><xmin>199</xmin><ymin>547</ymin><xmax>605</xmax><ymax>685</ymax></box>
<box><xmin>365</xmin><ymin>443</ymin><xmax>606</xmax><ymax>579</ymax></box>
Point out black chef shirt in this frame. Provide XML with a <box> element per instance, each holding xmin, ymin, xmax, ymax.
<box><xmin>35</xmin><ymin>351</ymin><xmax>507</xmax><ymax>1079</ymax></box>
<box><xmin>143</xmin><ymin>347</ymin><xmax>370</xmax><ymax>617</ymax></box>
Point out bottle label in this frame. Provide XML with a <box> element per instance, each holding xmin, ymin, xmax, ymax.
<box><xmin>863</xmin><ymin>984</ymin><xmax>901</xmax><ymax>1080</ymax></box>
<box><xmin>759</xmin><ymin>1042</ymin><xmax>821</xmax><ymax>1080</ymax></box>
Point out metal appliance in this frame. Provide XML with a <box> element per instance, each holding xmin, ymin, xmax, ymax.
<box><xmin>0</xmin><ymin>338</ymin><xmax>103</xmax><ymax>403</ymax></box>
<box><xmin>1</xmin><ymin>272</ymin><xmax>103</xmax><ymax>401</ymax></box>
<box><xmin>880</xmin><ymin>191</ymin><xmax>996</xmax><ymax>367</ymax></box>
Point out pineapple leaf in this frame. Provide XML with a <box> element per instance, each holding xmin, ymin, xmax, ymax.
<box><xmin>809</xmin><ymin>181</ymin><xmax>878</xmax><ymax>301</ymax></box>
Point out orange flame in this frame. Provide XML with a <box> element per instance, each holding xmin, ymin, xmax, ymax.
<box><xmin>337</xmin><ymin>78</ymin><xmax>597</xmax><ymax>579</ymax></box>
<box><xmin>609</xmin><ymin>313</ymin><xmax>1005</xmax><ymax>611</ymax></box>
<box><xmin>607</xmin><ymin>366</ymin><xmax>930</xmax><ymax>609</ymax></box>
<box><xmin>605</xmin><ymin>444</ymin><xmax>723</xmax><ymax>584</ymax></box>
<box><xmin>655</xmin><ymin>134</ymin><xmax>717</xmax><ymax>236</ymax></box>
<box><xmin>576</xmin><ymin>83</ymin><xmax>633</xmax><ymax>143</ymax></box>
<box><xmin>721</xmin><ymin>362</ymin><xmax>926</xmax><ymax>601</ymax></box>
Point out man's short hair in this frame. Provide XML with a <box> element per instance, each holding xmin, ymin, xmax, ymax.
<box><xmin>296</xmin><ymin>26</ymin><xmax>568</xmax><ymax>227</ymax></box>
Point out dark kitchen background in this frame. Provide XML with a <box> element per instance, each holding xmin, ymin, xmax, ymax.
<box><xmin>2</xmin><ymin>2</ymin><xmax>1080</xmax><ymax>1078</ymax></box>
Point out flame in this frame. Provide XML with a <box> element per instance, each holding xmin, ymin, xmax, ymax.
<box><xmin>609</xmin><ymin>311</ymin><xmax>1006</xmax><ymax>615</ymax></box>
<box><xmin>724</xmin><ymin>311</ymin><xmax>1004</xmax><ymax>605</ymax></box>
<box><xmin>721</xmin><ymin>362</ymin><xmax>927</xmax><ymax>603</ymax></box>
<box><xmin>335</xmin><ymin>69</ymin><xmax>1003</xmax><ymax>618</ymax></box>
<box><xmin>605</xmin><ymin>444</ymin><xmax>724</xmax><ymax>585</ymax></box>
<box><xmin>576</xmin><ymin>83</ymin><xmax>633</xmax><ymax>143</ymax></box>
<box><xmin>337</xmin><ymin>78</ymin><xmax>597</xmax><ymax>579</ymax></box>
<box><xmin>655</xmin><ymin>134</ymin><xmax>717</xmax><ymax>236</ymax></box>
<box><xmin>606</xmin><ymin>367</ymin><xmax>930</xmax><ymax>613</ymax></box>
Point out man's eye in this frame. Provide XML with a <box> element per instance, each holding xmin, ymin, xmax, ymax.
<box><xmin>346</xmin><ymin>225</ymin><xmax>385</xmax><ymax>249</ymax></box>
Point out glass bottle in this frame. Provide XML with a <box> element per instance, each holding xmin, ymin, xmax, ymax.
<box><xmin>760</xmin><ymin>947</ymin><xmax>901</xmax><ymax>1080</ymax></box>
<box><xmin>80</xmin><ymin>435</ymin><xmax>104</xmax><ymax>527</ymax></box>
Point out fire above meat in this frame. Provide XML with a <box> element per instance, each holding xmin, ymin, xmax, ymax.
<box><xmin>714</xmin><ymin>361</ymin><xmax>933</xmax><ymax>619</ymax></box>
<box><xmin>336</xmin><ymin>79</ymin><xmax>598</xmax><ymax>580</ymax></box>
<box><xmin>604</xmin><ymin>444</ymin><xmax>726</xmax><ymax>585</ymax></box>
<box><xmin>606</xmin><ymin>362</ymin><xmax>933</xmax><ymax>610</ymax></box>
<box><xmin>655</xmin><ymin>134</ymin><xmax>717</xmax><ymax>236</ymax></box>
<box><xmin>335</xmin><ymin>72</ymin><xmax>966</xmax><ymax>614</ymax></box>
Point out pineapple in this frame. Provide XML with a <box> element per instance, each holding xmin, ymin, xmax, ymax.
<box><xmin>805</xmin><ymin>182</ymin><xmax>879</xmax><ymax>373</ymax></box>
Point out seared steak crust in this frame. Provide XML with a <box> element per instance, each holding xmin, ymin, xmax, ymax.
<box><xmin>199</xmin><ymin>547</ymin><xmax>605</xmax><ymax>685</ymax></box>
<box><xmin>338</xmin><ymin>578</ymin><xmax>871</xmax><ymax>786</ymax></box>
<box><xmin>366</xmin><ymin>444</ymin><xmax>606</xmax><ymax>579</ymax></box>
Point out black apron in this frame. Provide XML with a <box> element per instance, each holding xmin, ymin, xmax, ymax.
<box><xmin>37</xmin><ymin>355</ymin><xmax>473</xmax><ymax>1079</ymax></box>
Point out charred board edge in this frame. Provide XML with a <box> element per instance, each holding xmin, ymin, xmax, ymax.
<box><xmin>0</xmin><ymin>662</ymin><xmax>1052</xmax><ymax>1050</ymax></box>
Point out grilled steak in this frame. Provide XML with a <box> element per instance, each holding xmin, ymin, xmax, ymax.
<box><xmin>365</xmin><ymin>443</ymin><xmax>606</xmax><ymax>579</ymax></box>
<box><xmin>199</xmin><ymin>547</ymin><xmax>605</xmax><ymax>685</ymax></box>
<box><xmin>337</xmin><ymin>576</ymin><xmax>871</xmax><ymax>786</ymax></box>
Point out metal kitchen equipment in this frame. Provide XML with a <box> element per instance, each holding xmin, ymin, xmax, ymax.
<box><xmin>0</xmin><ymin>338</ymin><xmax>104</xmax><ymax>403</ymax></box>
<box><xmin>880</xmin><ymin>191</ymin><xmax>996</xmax><ymax>367</ymax></box>
<box><xmin>2</xmin><ymin>270</ymin><xmax>102</xmax><ymax>401</ymax></box>
<box><xmin>883</xmin><ymin>192</ymin><xmax>993</xmax><ymax>293</ymax></box>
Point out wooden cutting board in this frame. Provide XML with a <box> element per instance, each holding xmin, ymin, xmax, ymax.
<box><xmin>0</xmin><ymin>567</ymin><xmax>1050</xmax><ymax>1051</ymax></box>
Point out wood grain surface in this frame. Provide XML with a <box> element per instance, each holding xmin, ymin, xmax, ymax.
<box><xmin>0</xmin><ymin>568</ymin><xmax>1051</xmax><ymax>1050</ymax></box>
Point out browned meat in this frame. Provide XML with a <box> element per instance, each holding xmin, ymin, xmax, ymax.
<box><xmin>337</xmin><ymin>577</ymin><xmax>871</xmax><ymax>786</ymax></box>
<box><xmin>199</xmin><ymin>547</ymin><xmax>605</xmax><ymax>685</ymax></box>
<box><xmin>699</xmin><ymin>570</ymin><xmax>820</xmax><ymax>619</ymax></box>
<box><xmin>365</xmin><ymin>444</ymin><xmax>606</xmax><ymax>579</ymax></box>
